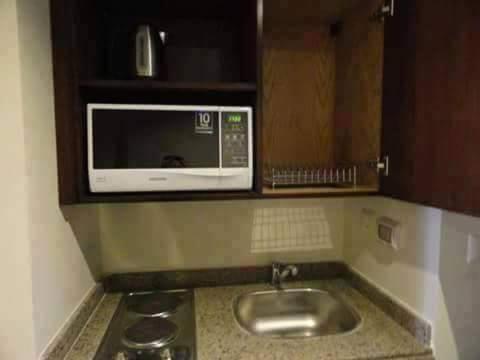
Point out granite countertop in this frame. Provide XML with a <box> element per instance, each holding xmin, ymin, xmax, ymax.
<box><xmin>195</xmin><ymin>280</ymin><xmax>431</xmax><ymax>360</ymax></box>
<box><xmin>66</xmin><ymin>280</ymin><xmax>432</xmax><ymax>360</ymax></box>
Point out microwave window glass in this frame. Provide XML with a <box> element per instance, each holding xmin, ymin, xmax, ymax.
<box><xmin>92</xmin><ymin>109</ymin><xmax>219</xmax><ymax>169</ymax></box>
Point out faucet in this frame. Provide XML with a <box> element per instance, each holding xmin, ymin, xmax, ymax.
<box><xmin>271</xmin><ymin>262</ymin><xmax>299</xmax><ymax>290</ymax></box>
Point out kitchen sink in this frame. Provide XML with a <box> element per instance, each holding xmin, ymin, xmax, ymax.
<box><xmin>233</xmin><ymin>288</ymin><xmax>361</xmax><ymax>338</ymax></box>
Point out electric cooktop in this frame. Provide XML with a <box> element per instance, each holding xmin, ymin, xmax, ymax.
<box><xmin>94</xmin><ymin>290</ymin><xmax>195</xmax><ymax>360</ymax></box>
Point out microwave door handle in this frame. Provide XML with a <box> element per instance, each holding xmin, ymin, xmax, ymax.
<box><xmin>218</xmin><ymin>171</ymin><xmax>241</xmax><ymax>177</ymax></box>
<box><xmin>168</xmin><ymin>170</ymin><xmax>239</xmax><ymax>178</ymax></box>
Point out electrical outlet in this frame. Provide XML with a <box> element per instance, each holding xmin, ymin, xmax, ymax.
<box><xmin>377</xmin><ymin>217</ymin><xmax>401</xmax><ymax>250</ymax></box>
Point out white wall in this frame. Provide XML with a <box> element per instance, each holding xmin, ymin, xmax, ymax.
<box><xmin>345</xmin><ymin>197</ymin><xmax>442</xmax><ymax>323</ymax></box>
<box><xmin>0</xmin><ymin>0</ymin><xmax>98</xmax><ymax>358</ymax></box>
<box><xmin>345</xmin><ymin>197</ymin><xmax>480</xmax><ymax>360</ymax></box>
<box><xmin>436</xmin><ymin>211</ymin><xmax>480</xmax><ymax>360</ymax></box>
<box><xmin>100</xmin><ymin>198</ymin><xmax>345</xmax><ymax>273</ymax></box>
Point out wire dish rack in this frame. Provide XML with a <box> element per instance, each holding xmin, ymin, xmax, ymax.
<box><xmin>264</xmin><ymin>165</ymin><xmax>357</xmax><ymax>189</ymax></box>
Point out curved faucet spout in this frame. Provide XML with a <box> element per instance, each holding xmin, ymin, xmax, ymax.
<box><xmin>271</xmin><ymin>263</ymin><xmax>299</xmax><ymax>290</ymax></box>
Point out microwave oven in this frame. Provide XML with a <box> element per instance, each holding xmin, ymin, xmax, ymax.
<box><xmin>87</xmin><ymin>104</ymin><xmax>253</xmax><ymax>193</ymax></box>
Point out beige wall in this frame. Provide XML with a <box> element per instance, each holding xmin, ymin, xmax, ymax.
<box><xmin>0</xmin><ymin>1</ymin><xmax>36</xmax><ymax>358</ymax></box>
<box><xmin>345</xmin><ymin>197</ymin><xmax>480</xmax><ymax>360</ymax></box>
<box><xmin>100</xmin><ymin>198</ymin><xmax>345</xmax><ymax>273</ymax></box>
<box><xmin>1</xmin><ymin>0</ymin><xmax>98</xmax><ymax>358</ymax></box>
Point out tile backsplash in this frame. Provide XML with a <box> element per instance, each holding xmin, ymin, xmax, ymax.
<box><xmin>250</xmin><ymin>206</ymin><xmax>334</xmax><ymax>253</ymax></box>
<box><xmin>98</xmin><ymin>199</ymin><xmax>345</xmax><ymax>274</ymax></box>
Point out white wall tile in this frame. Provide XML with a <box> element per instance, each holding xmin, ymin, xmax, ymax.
<box><xmin>99</xmin><ymin>199</ymin><xmax>345</xmax><ymax>273</ymax></box>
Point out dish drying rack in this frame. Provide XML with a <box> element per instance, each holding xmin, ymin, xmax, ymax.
<box><xmin>265</xmin><ymin>165</ymin><xmax>358</xmax><ymax>189</ymax></box>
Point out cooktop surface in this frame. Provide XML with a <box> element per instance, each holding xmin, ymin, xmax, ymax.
<box><xmin>94</xmin><ymin>290</ymin><xmax>195</xmax><ymax>360</ymax></box>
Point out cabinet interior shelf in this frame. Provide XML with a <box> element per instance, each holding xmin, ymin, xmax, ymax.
<box><xmin>79</xmin><ymin>80</ymin><xmax>257</xmax><ymax>93</ymax></box>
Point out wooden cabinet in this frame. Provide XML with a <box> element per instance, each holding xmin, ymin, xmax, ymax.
<box><xmin>51</xmin><ymin>0</ymin><xmax>261</xmax><ymax>204</ymax></box>
<box><xmin>381</xmin><ymin>0</ymin><xmax>480</xmax><ymax>217</ymax></box>
<box><xmin>50</xmin><ymin>0</ymin><xmax>480</xmax><ymax>217</ymax></box>
<box><xmin>261</xmin><ymin>0</ymin><xmax>384</xmax><ymax>197</ymax></box>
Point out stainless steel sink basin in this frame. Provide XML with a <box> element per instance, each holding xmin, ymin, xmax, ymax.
<box><xmin>233</xmin><ymin>288</ymin><xmax>361</xmax><ymax>338</ymax></box>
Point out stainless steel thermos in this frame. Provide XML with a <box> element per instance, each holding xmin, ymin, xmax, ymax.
<box><xmin>134</xmin><ymin>25</ymin><xmax>167</xmax><ymax>79</ymax></box>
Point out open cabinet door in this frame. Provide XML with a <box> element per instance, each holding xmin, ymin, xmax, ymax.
<box><xmin>380</xmin><ymin>0</ymin><xmax>480</xmax><ymax>217</ymax></box>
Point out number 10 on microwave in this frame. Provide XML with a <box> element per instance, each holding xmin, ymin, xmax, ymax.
<box><xmin>195</xmin><ymin>112</ymin><xmax>214</xmax><ymax>134</ymax></box>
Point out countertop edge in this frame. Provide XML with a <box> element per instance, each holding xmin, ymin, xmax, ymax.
<box><xmin>64</xmin><ymin>293</ymin><xmax>122</xmax><ymax>360</ymax></box>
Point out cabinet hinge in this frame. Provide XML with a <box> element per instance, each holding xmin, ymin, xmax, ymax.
<box><xmin>371</xmin><ymin>0</ymin><xmax>395</xmax><ymax>22</ymax></box>
<box><xmin>369</xmin><ymin>156</ymin><xmax>390</xmax><ymax>177</ymax></box>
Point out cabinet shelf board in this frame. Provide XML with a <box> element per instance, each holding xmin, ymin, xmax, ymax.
<box><xmin>79</xmin><ymin>80</ymin><xmax>258</xmax><ymax>93</ymax></box>
<box><xmin>77</xmin><ymin>190</ymin><xmax>261</xmax><ymax>204</ymax></box>
<box><xmin>262</xmin><ymin>186</ymin><xmax>379</xmax><ymax>197</ymax></box>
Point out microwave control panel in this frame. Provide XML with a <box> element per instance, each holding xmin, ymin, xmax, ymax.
<box><xmin>221</xmin><ymin>112</ymin><xmax>249</xmax><ymax>168</ymax></box>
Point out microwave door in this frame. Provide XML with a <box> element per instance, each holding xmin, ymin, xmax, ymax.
<box><xmin>89</xmin><ymin>107</ymin><xmax>223</xmax><ymax>192</ymax></box>
<box><xmin>92</xmin><ymin>108</ymin><xmax>220</xmax><ymax>170</ymax></box>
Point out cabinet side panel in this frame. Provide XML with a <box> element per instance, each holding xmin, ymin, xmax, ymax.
<box><xmin>255</xmin><ymin>0</ymin><xmax>264</xmax><ymax>193</ymax></box>
<box><xmin>381</xmin><ymin>0</ymin><xmax>480</xmax><ymax>217</ymax></box>
<box><xmin>380</xmin><ymin>0</ymin><xmax>418</xmax><ymax>199</ymax></box>
<box><xmin>50</xmin><ymin>0</ymin><xmax>79</xmax><ymax>204</ymax></box>
<box><xmin>445</xmin><ymin>0</ymin><xmax>480</xmax><ymax>215</ymax></box>
<box><xmin>409</xmin><ymin>0</ymin><xmax>457</xmax><ymax>208</ymax></box>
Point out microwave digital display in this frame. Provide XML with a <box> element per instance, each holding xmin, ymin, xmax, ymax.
<box><xmin>227</xmin><ymin>114</ymin><xmax>242</xmax><ymax>123</ymax></box>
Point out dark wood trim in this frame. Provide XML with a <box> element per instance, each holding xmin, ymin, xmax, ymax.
<box><xmin>79</xmin><ymin>80</ymin><xmax>257</xmax><ymax>93</ymax></box>
<box><xmin>254</xmin><ymin>0</ymin><xmax>264</xmax><ymax>194</ymax></box>
<box><xmin>381</xmin><ymin>0</ymin><xmax>480</xmax><ymax>218</ymax></box>
<box><xmin>75</xmin><ymin>190</ymin><xmax>378</xmax><ymax>204</ymax></box>
<box><xmin>78</xmin><ymin>191</ymin><xmax>260</xmax><ymax>204</ymax></box>
<box><xmin>380</xmin><ymin>0</ymin><xmax>416</xmax><ymax>201</ymax></box>
<box><xmin>50</xmin><ymin>0</ymin><xmax>80</xmax><ymax>204</ymax></box>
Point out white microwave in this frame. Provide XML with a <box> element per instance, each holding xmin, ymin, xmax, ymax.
<box><xmin>87</xmin><ymin>104</ymin><xmax>253</xmax><ymax>193</ymax></box>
